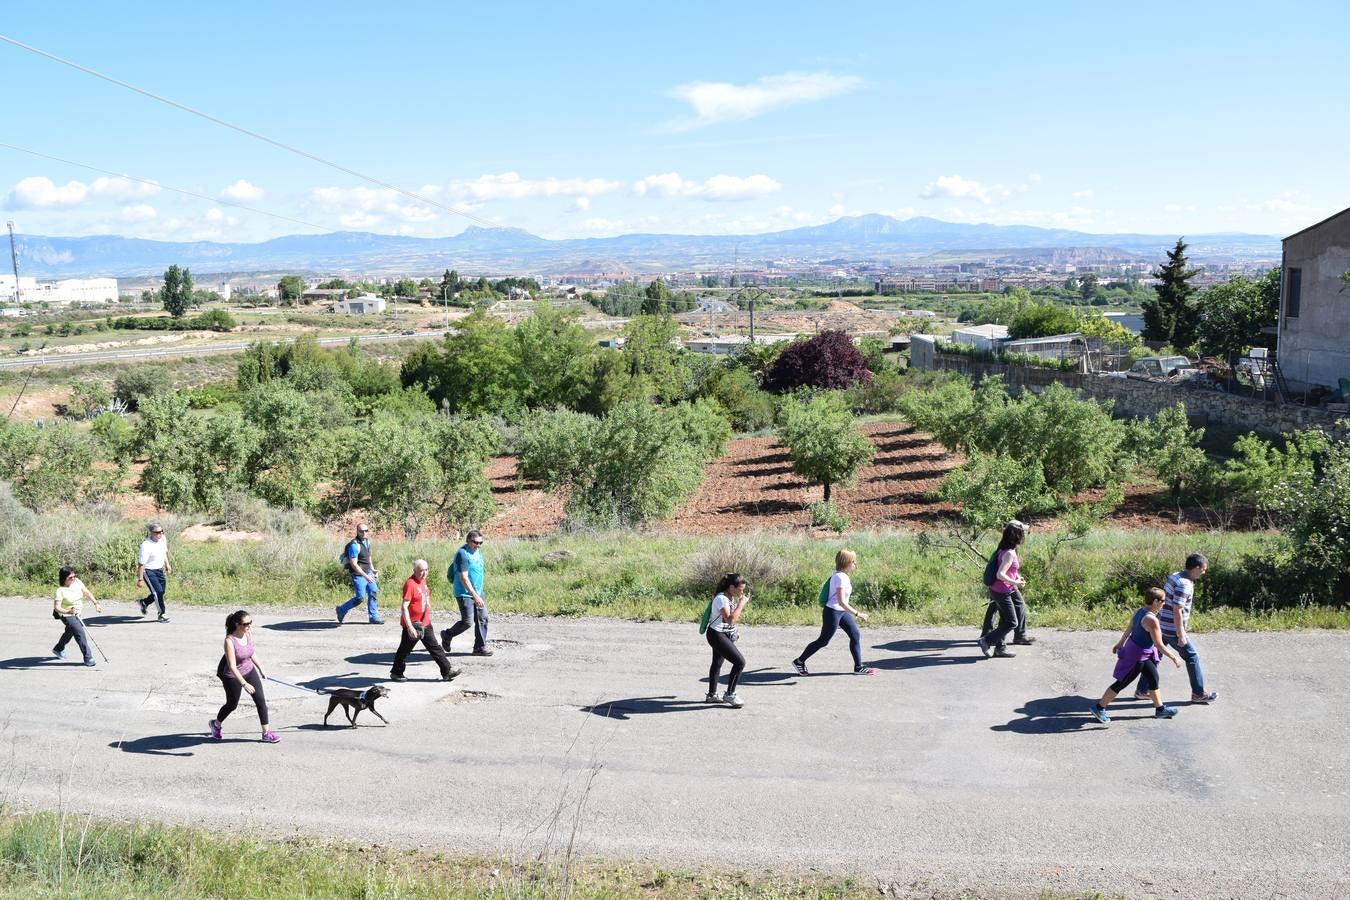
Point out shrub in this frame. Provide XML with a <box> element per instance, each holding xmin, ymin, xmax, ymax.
<box><xmin>776</xmin><ymin>391</ymin><xmax>875</xmax><ymax>501</ymax></box>
<box><xmin>1274</xmin><ymin>436</ymin><xmax>1350</xmax><ymax>601</ymax></box>
<box><xmin>517</xmin><ymin>408</ymin><xmax>598</xmax><ymax>491</ymax></box>
<box><xmin>808</xmin><ymin>499</ymin><xmax>849</xmax><ymax>532</ymax></box>
<box><xmin>671</xmin><ymin>398</ymin><xmax>732</xmax><ymax>460</ymax></box>
<box><xmin>66</xmin><ymin>380</ymin><xmax>112</xmax><ymax>419</ymax></box>
<box><xmin>0</xmin><ymin>480</ymin><xmax>37</xmax><ymax>550</ymax></box>
<box><xmin>685</xmin><ymin>537</ymin><xmax>791</xmax><ymax>595</ymax></box>
<box><xmin>1140</xmin><ymin>404</ymin><xmax>1211</xmax><ymax>499</ymax></box>
<box><xmin>936</xmin><ymin>450</ymin><xmax>1048</xmax><ymax>533</ymax></box>
<box><xmin>700</xmin><ymin>367</ymin><xmax>775</xmax><ymax>432</ymax></box>
<box><xmin>113</xmin><ymin>366</ymin><xmax>172</xmax><ymax>411</ymax></box>
<box><xmin>763</xmin><ymin>331</ymin><xmax>871</xmax><ymax>393</ymax></box>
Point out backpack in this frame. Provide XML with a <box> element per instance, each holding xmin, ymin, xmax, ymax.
<box><xmin>337</xmin><ymin>541</ymin><xmax>354</xmax><ymax>570</ymax></box>
<box><xmin>818</xmin><ymin>578</ymin><xmax>832</xmax><ymax>607</ymax></box>
<box><xmin>982</xmin><ymin>549</ymin><xmax>1002</xmax><ymax>588</ymax></box>
<box><xmin>698</xmin><ymin>600</ymin><xmax>713</xmax><ymax>634</ymax></box>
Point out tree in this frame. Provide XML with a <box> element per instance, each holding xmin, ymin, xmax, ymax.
<box><xmin>1144</xmin><ymin>404</ymin><xmax>1210</xmax><ymax>499</ymax></box>
<box><xmin>1196</xmin><ymin>268</ymin><xmax>1280</xmax><ymax>368</ymax></box>
<box><xmin>763</xmin><ymin>331</ymin><xmax>871</xmax><ymax>393</ymax></box>
<box><xmin>777</xmin><ymin>392</ymin><xmax>875</xmax><ymax>501</ymax></box>
<box><xmin>513</xmin><ymin>301</ymin><xmax>596</xmax><ymax>409</ymax></box>
<box><xmin>1008</xmin><ymin>303</ymin><xmax>1079</xmax><ymax>339</ymax></box>
<box><xmin>1142</xmin><ymin>238</ymin><xmax>1199</xmax><ymax>347</ymax></box>
<box><xmin>642</xmin><ymin>278</ymin><xmax>673</xmax><ymax>315</ymax></box>
<box><xmin>399</xmin><ymin>309</ymin><xmax>524</xmax><ymax>414</ymax></box>
<box><xmin>392</xmin><ymin>278</ymin><xmax>418</xmax><ymax>299</ymax></box>
<box><xmin>1079</xmin><ymin>273</ymin><xmax>1100</xmax><ymax>303</ymax></box>
<box><xmin>277</xmin><ymin>275</ymin><xmax>305</xmax><ymax>304</ymax></box>
<box><xmin>113</xmin><ymin>366</ymin><xmax>172</xmax><ymax>411</ymax></box>
<box><xmin>160</xmin><ymin>265</ymin><xmax>193</xmax><ymax>318</ymax></box>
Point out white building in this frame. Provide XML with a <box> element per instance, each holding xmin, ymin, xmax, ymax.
<box><xmin>951</xmin><ymin>323</ymin><xmax>1009</xmax><ymax>351</ymax></box>
<box><xmin>1</xmin><ymin>275</ymin><xmax>118</xmax><ymax>305</ymax></box>
<box><xmin>685</xmin><ymin>333</ymin><xmax>796</xmax><ymax>355</ymax></box>
<box><xmin>330</xmin><ymin>294</ymin><xmax>387</xmax><ymax>315</ymax></box>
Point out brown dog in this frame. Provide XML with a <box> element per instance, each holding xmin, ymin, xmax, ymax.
<box><xmin>322</xmin><ymin>685</ymin><xmax>391</xmax><ymax>727</ymax></box>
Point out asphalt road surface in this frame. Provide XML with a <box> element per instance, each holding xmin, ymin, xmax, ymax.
<box><xmin>2</xmin><ymin>598</ymin><xmax>1347</xmax><ymax>898</ymax></box>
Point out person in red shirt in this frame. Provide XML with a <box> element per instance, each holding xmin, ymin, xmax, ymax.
<box><xmin>390</xmin><ymin>559</ymin><xmax>460</xmax><ymax>683</ymax></box>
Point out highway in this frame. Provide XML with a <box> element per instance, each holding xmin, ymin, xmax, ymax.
<box><xmin>0</xmin><ymin>329</ymin><xmax>445</xmax><ymax>370</ymax></box>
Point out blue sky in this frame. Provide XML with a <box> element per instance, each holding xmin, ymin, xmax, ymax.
<box><xmin>2</xmin><ymin>0</ymin><xmax>1347</xmax><ymax>243</ymax></box>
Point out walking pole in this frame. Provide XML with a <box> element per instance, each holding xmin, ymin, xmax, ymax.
<box><xmin>76</xmin><ymin>615</ymin><xmax>109</xmax><ymax>663</ymax></box>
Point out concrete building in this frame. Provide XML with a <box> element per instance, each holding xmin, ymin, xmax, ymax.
<box><xmin>1</xmin><ymin>275</ymin><xmax>118</xmax><ymax>305</ymax></box>
<box><xmin>951</xmin><ymin>323</ymin><xmax>1009</xmax><ymax>351</ymax></box>
<box><xmin>302</xmin><ymin>288</ymin><xmax>350</xmax><ymax>305</ymax></box>
<box><xmin>330</xmin><ymin>294</ymin><xmax>387</xmax><ymax>315</ymax></box>
<box><xmin>1279</xmin><ymin>206</ymin><xmax>1350</xmax><ymax>393</ymax></box>
<box><xmin>684</xmin><ymin>333</ymin><xmax>795</xmax><ymax>355</ymax></box>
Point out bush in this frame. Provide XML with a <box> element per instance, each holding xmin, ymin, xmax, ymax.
<box><xmin>113</xmin><ymin>366</ymin><xmax>172</xmax><ymax>411</ymax></box>
<box><xmin>671</xmin><ymin>398</ymin><xmax>732</xmax><ymax>460</ymax></box>
<box><xmin>66</xmin><ymin>380</ymin><xmax>112</xmax><ymax>419</ymax></box>
<box><xmin>517</xmin><ymin>408</ymin><xmax>598</xmax><ymax>491</ymax></box>
<box><xmin>763</xmin><ymin>331</ymin><xmax>872</xmax><ymax>393</ymax></box>
<box><xmin>0</xmin><ymin>480</ymin><xmax>37</xmax><ymax>550</ymax></box>
<box><xmin>700</xmin><ymin>367</ymin><xmax>775</xmax><ymax>432</ymax></box>
<box><xmin>808</xmin><ymin>499</ymin><xmax>849</xmax><ymax>532</ymax></box>
<box><xmin>685</xmin><ymin>537</ymin><xmax>791</xmax><ymax>595</ymax></box>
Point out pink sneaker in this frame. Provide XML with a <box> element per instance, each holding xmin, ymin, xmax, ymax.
<box><xmin>853</xmin><ymin>666</ymin><xmax>878</xmax><ymax>676</ymax></box>
<box><xmin>208</xmin><ymin>719</ymin><xmax>222</xmax><ymax>741</ymax></box>
<box><xmin>261</xmin><ymin>730</ymin><xmax>280</xmax><ymax>743</ymax></box>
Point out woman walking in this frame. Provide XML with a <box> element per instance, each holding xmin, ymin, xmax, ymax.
<box><xmin>209</xmin><ymin>610</ymin><xmax>279</xmax><ymax>743</ymax></box>
<box><xmin>52</xmin><ymin>566</ymin><xmax>102</xmax><ymax>666</ymax></box>
<box><xmin>792</xmin><ymin>549</ymin><xmax>877</xmax><ymax>676</ymax></box>
<box><xmin>1089</xmin><ymin>588</ymin><xmax>1183</xmax><ymax>724</ymax></box>
<box><xmin>979</xmin><ymin>520</ymin><xmax>1031</xmax><ymax>659</ymax></box>
<box><xmin>704</xmin><ymin>573</ymin><xmax>749</xmax><ymax>708</ymax></box>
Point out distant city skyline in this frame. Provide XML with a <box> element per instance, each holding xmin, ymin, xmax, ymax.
<box><xmin>2</xmin><ymin>1</ymin><xmax>1347</xmax><ymax>243</ymax></box>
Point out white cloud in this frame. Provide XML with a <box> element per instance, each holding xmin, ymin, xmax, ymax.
<box><xmin>446</xmin><ymin>172</ymin><xmax>621</xmax><ymax>201</ymax></box>
<box><xmin>1248</xmin><ymin>195</ymin><xmax>1299</xmax><ymax>212</ymax></box>
<box><xmin>920</xmin><ymin>174</ymin><xmax>1004</xmax><ymax>204</ymax></box>
<box><xmin>9</xmin><ymin>176</ymin><xmax>90</xmax><ymax>208</ymax></box>
<box><xmin>221</xmin><ymin>179</ymin><xmax>265</xmax><ymax>201</ymax></box>
<box><xmin>664</xmin><ymin>71</ymin><xmax>863</xmax><ymax>129</ymax></box>
<box><xmin>633</xmin><ymin>172</ymin><xmax>781</xmax><ymax>201</ymax></box>
<box><xmin>1071</xmin><ymin>189</ymin><xmax>1095</xmax><ymax>199</ymax></box>
<box><xmin>119</xmin><ymin>203</ymin><xmax>157</xmax><ymax>222</ymax></box>
<box><xmin>205</xmin><ymin>207</ymin><xmax>224</xmax><ymax>221</ymax></box>
<box><xmin>580</xmin><ymin>217</ymin><xmax>626</xmax><ymax>235</ymax></box>
<box><xmin>1163</xmin><ymin>203</ymin><xmax>1196</xmax><ymax>214</ymax></box>
<box><xmin>570</xmin><ymin>197</ymin><xmax>591</xmax><ymax>212</ymax></box>
<box><xmin>91</xmin><ymin>176</ymin><xmax>159</xmax><ymax>199</ymax></box>
<box><xmin>340</xmin><ymin>212</ymin><xmax>382</xmax><ymax>229</ymax></box>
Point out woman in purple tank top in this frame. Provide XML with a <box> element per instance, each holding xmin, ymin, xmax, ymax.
<box><xmin>1089</xmin><ymin>588</ymin><xmax>1182</xmax><ymax>725</ymax></box>
<box><xmin>209</xmin><ymin>609</ymin><xmax>278</xmax><ymax>743</ymax></box>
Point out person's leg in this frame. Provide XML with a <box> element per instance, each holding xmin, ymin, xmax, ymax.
<box><xmin>55</xmin><ymin>618</ymin><xmax>75</xmax><ymax>652</ymax></box>
<box><xmin>337</xmin><ymin>576</ymin><xmax>362</xmax><ymax>620</ymax></box>
<box><xmin>146</xmin><ymin>569</ymin><xmax>167</xmax><ymax>617</ymax></box>
<box><xmin>1138</xmin><ymin>660</ymin><xmax>1162</xmax><ymax>708</ymax></box>
<box><xmin>986</xmin><ymin>593</ymin><xmax>1016</xmax><ymax>648</ymax></box>
<box><xmin>1166</xmin><ymin>636</ymin><xmax>1205</xmax><ymax>696</ymax></box>
<box><xmin>472</xmin><ymin>601</ymin><xmax>489</xmax><ymax>652</ymax></box>
<box><xmin>217</xmin><ymin>676</ymin><xmax>242</xmax><ymax>724</ymax></box>
<box><xmin>445</xmin><ymin>596</ymin><xmax>472</xmax><ymax>644</ymax></box>
<box><xmin>243</xmin><ymin>669</ymin><xmax>269</xmax><ymax>732</ymax></box>
<box><xmin>1011</xmin><ymin>589</ymin><xmax>1030</xmax><ymax>641</ymax></box>
<box><xmin>1101</xmin><ymin>663</ymin><xmax>1143</xmax><ymax>707</ymax></box>
<box><xmin>798</xmin><ymin>609</ymin><xmax>841</xmax><ymax>663</ymax></box>
<box><xmin>390</xmin><ymin>628</ymin><xmax>418</xmax><ymax>678</ymax></box>
<box><xmin>706</xmin><ymin>631</ymin><xmax>726</xmax><ymax>694</ymax></box>
<box><xmin>981</xmin><ymin>597</ymin><xmax>997</xmax><ymax>636</ymax></box>
<box><xmin>840</xmin><ymin>612</ymin><xmax>864</xmax><ymax>670</ymax></box>
<box><xmin>364</xmin><ymin>578</ymin><xmax>379</xmax><ymax>621</ymax></box>
<box><xmin>68</xmin><ymin>617</ymin><xmax>93</xmax><ymax>662</ymax></box>
<box><xmin>723</xmin><ymin>638</ymin><xmax>746</xmax><ymax>694</ymax></box>
<box><xmin>420</xmin><ymin>625</ymin><xmax>454</xmax><ymax>678</ymax></box>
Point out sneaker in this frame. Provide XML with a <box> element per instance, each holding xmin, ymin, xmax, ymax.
<box><xmin>703</xmin><ymin>691</ymin><xmax>720</xmax><ymax>703</ymax></box>
<box><xmin>977</xmin><ymin>636</ymin><xmax>991</xmax><ymax>659</ymax></box>
<box><xmin>389</xmin><ymin>673</ymin><xmax>408</xmax><ymax>683</ymax></box>
<box><xmin>208</xmin><ymin>719</ymin><xmax>222</xmax><ymax>741</ymax></box>
<box><xmin>992</xmin><ymin>647</ymin><xmax>1017</xmax><ymax>659</ymax></box>
<box><xmin>52</xmin><ymin>648</ymin><xmax>66</xmax><ymax>660</ymax></box>
<box><xmin>138</xmin><ymin>600</ymin><xmax>148</xmax><ymax>617</ymax></box>
<box><xmin>472</xmin><ymin>647</ymin><xmax>494</xmax><ymax>657</ymax></box>
<box><xmin>261</xmin><ymin>730</ymin><xmax>280</xmax><ymax>743</ymax></box>
<box><xmin>440</xmin><ymin>629</ymin><xmax>453</xmax><ymax>652</ymax></box>
<box><xmin>1012</xmin><ymin>635</ymin><xmax>1036</xmax><ymax>646</ymax></box>
<box><xmin>157</xmin><ymin>615</ymin><xmax>170</xmax><ymax>623</ymax></box>
<box><xmin>1089</xmin><ymin>703</ymin><xmax>1110</xmax><ymax>724</ymax></box>
<box><xmin>721</xmin><ymin>692</ymin><xmax>744</xmax><ymax>709</ymax></box>
<box><xmin>1191</xmin><ymin>691</ymin><xmax>1218</xmax><ymax>704</ymax></box>
<box><xmin>792</xmin><ymin>658</ymin><xmax>808</xmax><ymax>676</ymax></box>
<box><xmin>368</xmin><ymin>617</ymin><xmax>385</xmax><ymax>625</ymax></box>
<box><xmin>441</xmin><ymin>667</ymin><xmax>462</xmax><ymax>681</ymax></box>
<box><xmin>335</xmin><ymin>604</ymin><xmax>347</xmax><ymax>624</ymax></box>
<box><xmin>1155</xmin><ymin>705</ymin><xmax>1178</xmax><ymax>719</ymax></box>
<box><xmin>853</xmin><ymin>666</ymin><xmax>878</xmax><ymax>676</ymax></box>
<box><xmin>1133</xmin><ymin>689</ymin><xmax>1151</xmax><ymax>700</ymax></box>
<box><xmin>84</xmin><ymin>659</ymin><xmax>96</xmax><ymax>667</ymax></box>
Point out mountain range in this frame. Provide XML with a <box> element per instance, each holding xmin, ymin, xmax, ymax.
<box><xmin>10</xmin><ymin>214</ymin><xmax>1282</xmax><ymax>279</ymax></box>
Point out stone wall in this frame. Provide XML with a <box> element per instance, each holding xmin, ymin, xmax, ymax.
<box><xmin>913</xmin><ymin>348</ymin><xmax>1349</xmax><ymax>439</ymax></box>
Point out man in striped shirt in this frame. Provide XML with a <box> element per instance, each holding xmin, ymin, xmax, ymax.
<box><xmin>1152</xmin><ymin>553</ymin><xmax>1218</xmax><ymax>704</ymax></box>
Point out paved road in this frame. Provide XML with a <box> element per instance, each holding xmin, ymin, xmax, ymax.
<box><xmin>1</xmin><ymin>598</ymin><xmax>1346</xmax><ymax>898</ymax></box>
<box><xmin>0</xmin><ymin>329</ymin><xmax>444</xmax><ymax>370</ymax></box>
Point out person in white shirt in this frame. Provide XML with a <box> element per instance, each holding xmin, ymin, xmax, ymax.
<box><xmin>793</xmin><ymin>548</ymin><xmax>877</xmax><ymax>676</ymax></box>
<box><xmin>53</xmin><ymin>565</ymin><xmax>103</xmax><ymax>666</ymax></box>
<box><xmin>137</xmin><ymin>522</ymin><xmax>172</xmax><ymax>622</ymax></box>
<box><xmin>704</xmin><ymin>573</ymin><xmax>750</xmax><ymax>708</ymax></box>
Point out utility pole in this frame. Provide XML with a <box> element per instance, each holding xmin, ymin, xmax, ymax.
<box><xmin>6</xmin><ymin>220</ymin><xmax>21</xmax><ymax>305</ymax></box>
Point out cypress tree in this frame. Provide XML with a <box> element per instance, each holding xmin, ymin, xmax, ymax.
<box><xmin>1142</xmin><ymin>238</ymin><xmax>1199</xmax><ymax>347</ymax></box>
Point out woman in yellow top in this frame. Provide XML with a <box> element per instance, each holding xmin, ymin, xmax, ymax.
<box><xmin>53</xmin><ymin>565</ymin><xmax>103</xmax><ymax>666</ymax></box>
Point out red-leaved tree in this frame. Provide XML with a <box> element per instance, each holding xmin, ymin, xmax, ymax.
<box><xmin>763</xmin><ymin>331</ymin><xmax>871</xmax><ymax>393</ymax></box>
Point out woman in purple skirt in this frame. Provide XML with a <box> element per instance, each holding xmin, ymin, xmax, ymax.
<box><xmin>1089</xmin><ymin>588</ymin><xmax>1182</xmax><ymax>724</ymax></box>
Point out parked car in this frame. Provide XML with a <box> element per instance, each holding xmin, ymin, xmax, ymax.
<box><xmin>1127</xmin><ymin>355</ymin><xmax>1196</xmax><ymax>380</ymax></box>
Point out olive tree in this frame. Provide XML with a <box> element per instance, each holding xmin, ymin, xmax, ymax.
<box><xmin>776</xmin><ymin>391</ymin><xmax>875</xmax><ymax>501</ymax></box>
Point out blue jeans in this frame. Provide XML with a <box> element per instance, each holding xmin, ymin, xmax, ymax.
<box><xmin>444</xmin><ymin>595</ymin><xmax>488</xmax><ymax>652</ymax></box>
<box><xmin>338</xmin><ymin>576</ymin><xmax>379</xmax><ymax>621</ymax></box>
<box><xmin>1164</xmin><ymin>635</ymin><xmax>1206</xmax><ymax>696</ymax></box>
<box><xmin>798</xmin><ymin>607</ymin><xmax>863</xmax><ymax>670</ymax></box>
<box><xmin>55</xmin><ymin>615</ymin><xmax>94</xmax><ymax>663</ymax></box>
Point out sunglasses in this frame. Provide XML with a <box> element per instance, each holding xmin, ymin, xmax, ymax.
<box><xmin>470</xmin><ymin>540</ymin><xmax>483</xmax><ymax>546</ymax></box>
<box><xmin>241</xmin><ymin>621</ymin><xmax>253</xmax><ymax>627</ymax></box>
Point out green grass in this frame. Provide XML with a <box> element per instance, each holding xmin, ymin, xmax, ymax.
<box><xmin>0</xmin><ymin>809</ymin><xmax>880</xmax><ymax>899</ymax></box>
<box><xmin>2</xmin><ymin>513</ymin><xmax>1345</xmax><ymax>630</ymax></box>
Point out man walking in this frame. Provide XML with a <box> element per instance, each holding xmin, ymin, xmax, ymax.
<box><xmin>390</xmin><ymin>560</ymin><xmax>460</xmax><ymax>683</ymax></box>
<box><xmin>1144</xmin><ymin>552</ymin><xmax>1219</xmax><ymax>704</ymax></box>
<box><xmin>336</xmin><ymin>523</ymin><xmax>383</xmax><ymax>624</ymax></box>
<box><xmin>137</xmin><ymin>522</ymin><xmax>171</xmax><ymax>623</ymax></box>
<box><xmin>441</xmin><ymin>530</ymin><xmax>491</xmax><ymax>656</ymax></box>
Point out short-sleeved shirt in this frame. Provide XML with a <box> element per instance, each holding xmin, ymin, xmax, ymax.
<box><xmin>827</xmin><ymin>571</ymin><xmax>851</xmax><ymax>611</ymax></box>
<box><xmin>708</xmin><ymin>592</ymin><xmax>736</xmax><ymax>632</ymax></box>
<box><xmin>402</xmin><ymin>577</ymin><xmax>432</xmax><ymax>627</ymax></box>
<box><xmin>138</xmin><ymin>537</ymin><xmax>167</xmax><ymax>570</ymax></box>
<box><xmin>993</xmin><ymin>549</ymin><xmax>1020</xmax><ymax>594</ymax></box>
<box><xmin>449</xmin><ymin>546</ymin><xmax>484</xmax><ymax>599</ymax></box>
<box><xmin>55</xmin><ymin>580</ymin><xmax>86</xmax><ymax>616</ymax></box>
<box><xmin>346</xmin><ymin>538</ymin><xmax>372</xmax><ymax>574</ymax></box>
<box><xmin>1158</xmin><ymin>571</ymin><xmax>1194</xmax><ymax>637</ymax></box>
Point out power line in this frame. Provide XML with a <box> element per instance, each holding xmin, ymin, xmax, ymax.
<box><xmin>0</xmin><ymin>33</ymin><xmax>499</xmax><ymax>230</ymax></box>
<box><xmin>0</xmin><ymin>141</ymin><xmax>330</xmax><ymax>232</ymax></box>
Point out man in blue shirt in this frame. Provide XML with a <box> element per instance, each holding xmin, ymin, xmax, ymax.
<box><xmin>335</xmin><ymin>523</ymin><xmax>383</xmax><ymax>625</ymax></box>
<box><xmin>441</xmin><ymin>530</ymin><xmax>491</xmax><ymax>655</ymax></box>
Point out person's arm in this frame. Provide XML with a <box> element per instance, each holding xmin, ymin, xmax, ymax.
<box><xmin>995</xmin><ymin>552</ymin><xmax>1017</xmax><ymax>585</ymax></box>
<box><xmin>1111</xmin><ymin>620</ymin><xmax>1132</xmax><ymax>653</ymax></box>
<box><xmin>224</xmin><ymin>637</ymin><xmax>255</xmax><ymax>693</ymax></box>
<box><xmin>725</xmin><ymin>592</ymin><xmax>749</xmax><ymax>624</ymax></box>
<box><xmin>457</xmin><ymin>555</ymin><xmax>483</xmax><ymax>606</ymax></box>
<box><xmin>1169</xmin><ymin>596</ymin><xmax>1188</xmax><ymax>646</ymax></box>
<box><xmin>1145</xmin><ymin>616</ymin><xmax>1181</xmax><ymax>667</ymax></box>
<box><xmin>838</xmin><ymin>593</ymin><xmax>869</xmax><ymax>622</ymax></box>
<box><xmin>401</xmin><ymin>599</ymin><xmax>416</xmax><ymax>638</ymax></box>
<box><xmin>347</xmin><ymin>545</ymin><xmax>371</xmax><ymax>580</ymax></box>
<box><xmin>251</xmin><ymin>647</ymin><xmax>267</xmax><ymax>681</ymax></box>
<box><xmin>136</xmin><ymin>560</ymin><xmax>146</xmax><ymax>587</ymax></box>
<box><xmin>164</xmin><ymin>546</ymin><xmax>172</xmax><ymax>576</ymax></box>
<box><xmin>80</xmin><ymin>583</ymin><xmax>103</xmax><ymax>614</ymax></box>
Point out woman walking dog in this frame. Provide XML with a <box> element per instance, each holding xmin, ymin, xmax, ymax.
<box><xmin>210</xmin><ymin>610</ymin><xmax>279</xmax><ymax>743</ymax></box>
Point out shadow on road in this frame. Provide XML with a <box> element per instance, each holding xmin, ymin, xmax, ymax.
<box><xmin>264</xmin><ymin>620</ymin><xmax>341</xmax><ymax>632</ymax></box>
<box><xmin>580</xmin><ymin>696</ymin><xmax>720</xmax><ymax>720</ymax></box>
<box><xmin>0</xmin><ymin>656</ymin><xmax>87</xmax><ymax>670</ymax></box>
<box><xmin>109</xmin><ymin>733</ymin><xmax>246</xmax><ymax>756</ymax></box>
<box><xmin>704</xmin><ymin>667</ymin><xmax>798</xmax><ymax>687</ymax></box>
<box><xmin>870</xmin><ymin>638</ymin><xmax>982</xmax><ymax>671</ymax></box>
<box><xmin>299</xmin><ymin>672</ymin><xmax>384</xmax><ymax>692</ymax></box>
<box><xmin>991</xmin><ymin>695</ymin><xmax>1151</xmax><ymax>734</ymax></box>
<box><xmin>345</xmin><ymin>652</ymin><xmax>398</xmax><ymax>666</ymax></box>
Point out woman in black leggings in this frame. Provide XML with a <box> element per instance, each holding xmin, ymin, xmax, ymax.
<box><xmin>210</xmin><ymin>609</ymin><xmax>279</xmax><ymax>743</ymax></box>
<box><xmin>1090</xmin><ymin>588</ymin><xmax>1182</xmax><ymax>725</ymax></box>
<box><xmin>704</xmin><ymin>573</ymin><xmax>749</xmax><ymax>709</ymax></box>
